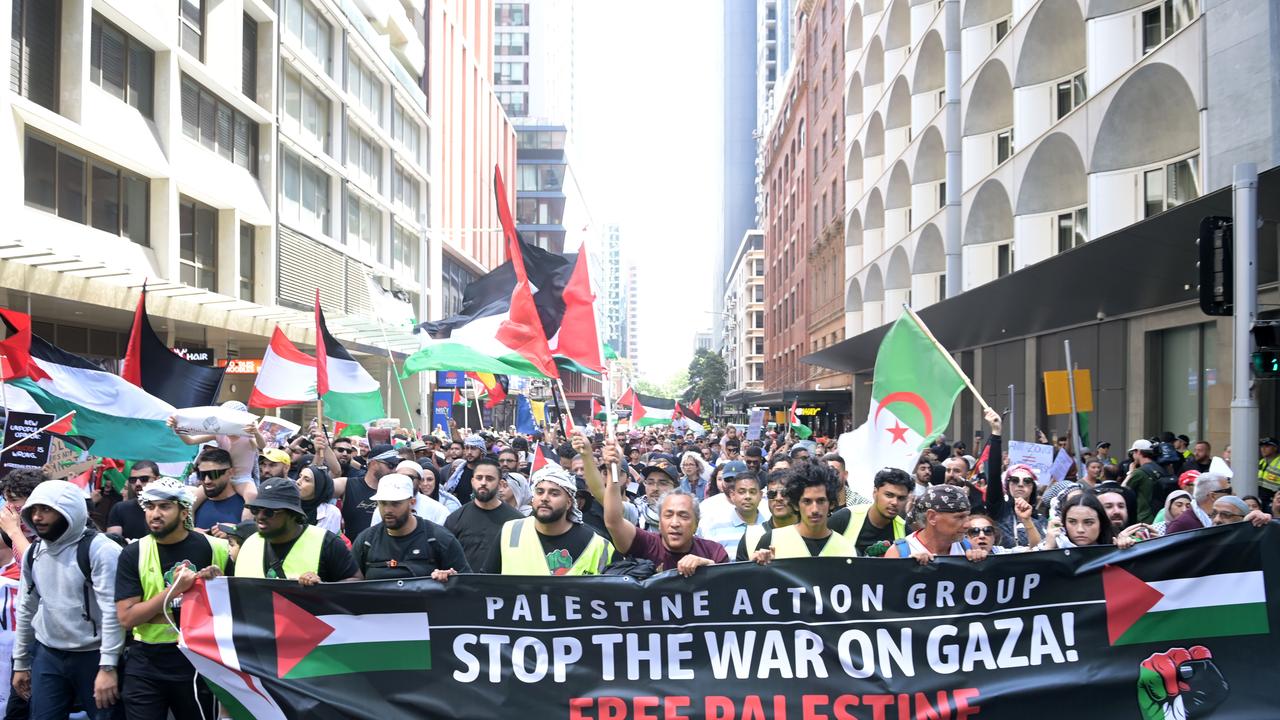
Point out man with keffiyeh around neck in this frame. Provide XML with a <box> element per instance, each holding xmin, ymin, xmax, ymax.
<box><xmin>486</xmin><ymin>465</ymin><xmax>615</xmax><ymax>576</ymax></box>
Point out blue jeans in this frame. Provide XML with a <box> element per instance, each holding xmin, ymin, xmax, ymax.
<box><xmin>28</xmin><ymin>642</ymin><xmax>121</xmax><ymax>720</ymax></box>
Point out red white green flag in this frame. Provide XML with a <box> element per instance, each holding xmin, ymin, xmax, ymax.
<box><xmin>788</xmin><ymin>399</ymin><xmax>812</xmax><ymax>439</ymax></box>
<box><xmin>837</xmin><ymin>312</ymin><xmax>966</xmax><ymax>500</ymax></box>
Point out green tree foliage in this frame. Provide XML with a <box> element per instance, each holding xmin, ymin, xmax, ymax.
<box><xmin>685</xmin><ymin>349</ymin><xmax>727</xmax><ymax>408</ymax></box>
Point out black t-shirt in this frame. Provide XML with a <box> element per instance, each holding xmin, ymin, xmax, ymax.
<box><xmin>444</xmin><ymin>502</ymin><xmax>523</xmax><ymax>573</ymax></box>
<box><xmin>352</xmin><ymin>520</ymin><xmax>471</xmax><ymax>581</ymax></box>
<box><xmin>482</xmin><ymin>521</ymin><xmax>600</xmax><ymax>575</ymax></box>
<box><xmin>442</xmin><ymin>462</ymin><xmax>475</xmax><ymax>505</ymax></box>
<box><xmin>260</xmin><ymin>529</ymin><xmax>359</xmax><ymax>582</ymax></box>
<box><xmin>751</xmin><ymin>528</ymin><xmax>829</xmax><ymax>558</ymax></box>
<box><xmin>853</xmin><ymin>516</ymin><xmax>896</xmax><ymax>555</ymax></box>
<box><xmin>115</xmin><ymin>532</ymin><xmax>225</xmax><ymax>602</ymax></box>
<box><xmin>107</xmin><ymin>501</ymin><xmax>148</xmax><ymax>541</ymax></box>
<box><xmin>342</xmin><ymin>477</ymin><xmax>379</xmax><ymax>540</ymax></box>
<box><xmin>736</xmin><ymin>519</ymin><xmax>775</xmax><ymax>561</ymax></box>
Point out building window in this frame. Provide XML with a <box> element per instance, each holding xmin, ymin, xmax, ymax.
<box><xmin>495</xmin><ymin>3</ymin><xmax>529</xmax><ymax>26</ymax></box>
<box><xmin>391</xmin><ymin>102</ymin><xmax>422</xmax><ymax>161</ymax></box>
<box><xmin>495</xmin><ymin>32</ymin><xmax>529</xmax><ymax>55</ymax></box>
<box><xmin>280</xmin><ymin>147</ymin><xmax>331</xmax><ymax>234</ymax></box>
<box><xmin>281</xmin><ymin>66</ymin><xmax>331</xmax><ymax>153</ymax></box>
<box><xmin>392</xmin><ymin>164</ymin><xmax>421</xmax><ymax>218</ymax></box>
<box><xmin>239</xmin><ymin>223</ymin><xmax>254</xmax><ymax>301</ymax></box>
<box><xmin>1055</xmin><ymin>72</ymin><xmax>1087</xmax><ymax>120</ymax></box>
<box><xmin>753</xmin><ymin>311</ymin><xmax>764</xmax><ymax>329</ymax></box>
<box><xmin>346</xmin><ymin>189</ymin><xmax>382</xmax><ymax>262</ymax></box>
<box><xmin>994</xmin><ymin>16</ymin><xmax>1010</xmax><ymax>44</ymax></box>
<box><xmin>494</xmin><ymin>62</ymin><xmax>528</xmax><ymax>85</ymax></box>
<box><xmin>11</xmin><ymin>0</ymin><xmax>58</xmax><ymax>110</ymax></box>
<box><xmin>346</xmin><ymin>52</ymin><xmax>383</xmax><ymax>124</ymax></box>
<box><xmin>1056</xmin><ymin>207</ymin><xmax>1089</xmax><ymax>254</ymax></box>
<box><xmin>178</xmin><ymin>196</ymin><xmax>217</xmax><ymax>291</ymax></box>
<box><xmin>996</xmin><ymin>242</ymin><xmax>1014</xmax><ymax>278</ymax></box>
<box><xmin>282</xmin><ymin>0</ymin><xmax>333</xmax><ymax>75</ymax></box>
<box><xmin>937</xmin><ymin>274</ymin><xmax>946</xmax><ymax>301</ymax></box>
<box><xmin>497</xmin><ymin>91</ymin><xmax>529</xmax><ymax>117</ymax></box>
<box><xmin>391</xmin><ymin>222</ymin><xmax>419</xmax><ymax>275</ymax></box>
<box><xmin>1142</xmin><ymin>0</ymin><xmax>1197</xmax><ymax>54</ymax></box>
<box><xmin>753</xmin><ymin>337</ymin><xmax>764</xmax><ymax>355</ymax></box>
<box><xmin>1152</xmin><ymin>321</ymin><xmax>1218</xmax><ymax>439</ymax></box>
<box><xmin>242</xmin><ymin>14</ymin><xmax>258</xmax><ymax>101</ymax></box>
<box><xmin>346</xmin><ymin>122</ymin><xmax>383</xmax><ymax>192</ymax></box>
<box><xmin>179</xmin><ymin>0</ymin><xmax>203</xmax><ymax>59</ymax></box>
<box><xmin>996</xmin><ymin>128</ymin><xmax>1014</xmax><ymax>165</ymax></box>
<box><xmin>90</xmin><ymin>13</ymin><xmax>154</xmax><ymax>117</ymax></box>
<box><xmin>517</xmin><ymin>164</ymin><xmax>565</xmax><ymax>192</ymax></box>
<box><xmin>180</xmin><ymin>75</ymin><xmax>258</xmax><ymax>175</ymax></box>
<box><xmin>24</xmin><ymin>132</ymin><xmax>149</xmax><ymax>245</ymax></box>
<box><xmin>1143</xmin><ymin>156</ymin><xmax>1200</xmax><ymax>218</ymax></box>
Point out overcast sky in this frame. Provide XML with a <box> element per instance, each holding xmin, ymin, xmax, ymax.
<box><xmin>571</xmin><ymin>1</ymin><xmax>723</xmax><ymax>382</ymax></box>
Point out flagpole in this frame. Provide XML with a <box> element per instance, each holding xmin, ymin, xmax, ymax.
<box><xmin>901</xmin><ymin>305</ymin><xmax>993</xmax><ymax>415</ymax></box>
<box><xmin>0</xmin><ymin>354</ymin><xmax>9</xmax><ymax>413</ymax></box>
<box><xmin>372</xmin><ymin>317</ymin><xmax>418</xmax><ymax>434</ymax></box>
<box><xmin>463</xmin><ymin>379</ymin><xmax>472</xmax><ymax>433</ymax></box>
<box><xmin>602</xmin><ymin>372</ymin><xmax>618</xmax><ymax>485</ymax></box>
<box><xmin>0</xmin><ymin>411</ymin><xmax>75</xmax><ymax>454</ymax></box>
<box><xmin>555</xmin><ymin>378</ymin><xmax>575</xmax><ymax>434</ymax></box>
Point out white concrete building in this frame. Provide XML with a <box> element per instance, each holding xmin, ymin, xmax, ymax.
<box><xmin>3</xmin><ymin>0</ymin><xmax>431</xmax><ymax>423</ymax></box>
<box><xmin>723</xmin><ymin>230</ymin><xmax>766</xmax><ymax>410</ymax></box>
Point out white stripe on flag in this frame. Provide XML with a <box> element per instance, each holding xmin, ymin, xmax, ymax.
<box><xmin>317</xmin><ymin>612</ymin><xmax>430</xmax><ymax>645</ymax></box>
<box><xmin>326</xmin><ymin>356</ymin><xmax>379</xmax><ymax>394</ymax></box>
<box><xmin>32</xmin><ymin>357</ymin><xmax>175</xmax><ymax>419</ymax></box>
<box><xmin>254</xmin><ymin>342</ymin><xmax>317</xmax><ymax>403</ymax></box>
<box><xmin>1148</xmin><ymin>571</ymin><xmax>1265</xmax><ymax>613</ymax></box>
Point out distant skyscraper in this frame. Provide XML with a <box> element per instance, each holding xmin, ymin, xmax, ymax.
<box><xmin>715</xmin><ymin>1</ymin><xmax>759</xmax><ymax>350</ymax></box>
<box><xmin>603</xmin><ymin>224</ymin><xmax>624</xmax><ymax>353</ymax></box>
<box><xmin>625</xmin><ymin>264</ymin><xmax>640</xmax><ymax>375</ymax></box>
<box><xmin>694</xmin><ymin>331</ymin><xmax>713</xmax><ymax>353</ymax></box>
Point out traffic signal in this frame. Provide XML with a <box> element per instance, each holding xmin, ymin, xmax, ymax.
<box><xmin>1252</xmin><ymin>321</ymin><xmax>1280</xmax><ymax>379</ymax></box>
<box><xmin>1197</xmin><ymin>216</ymin><xmax>1233</xmax><ymax>316</ymax></box>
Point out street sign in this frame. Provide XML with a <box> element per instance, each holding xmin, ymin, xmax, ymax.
<box><xmin>1043</xmin><ymin>369</ymin><xmax>1093</xmax><ymax>414</ymax></box>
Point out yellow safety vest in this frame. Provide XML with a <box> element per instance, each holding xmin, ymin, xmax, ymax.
<box><xmin>741</xmin><ymin>523</ymin><xmax>768</xmax><ymax>557</ymax></box>
<box><xmin>234</xmin><ymin>525</ymin><xmax>326</xmax><ymax>579</ymax></box>
<box><xmin>1259</xmin><ymin>456</ymin><xmax>1280</xmax><ymax>489</ymax></box>
<box><xmin>840</xmin><ymin>505</ymin><xmax>907</xmax><ymax>553</ymax></box>
<box><xmin>136</xmin><ymin>534</ymin><xmax>229</xmax><ymax>644</ymax></box>
<box><xmin>771</xmin><ymin>524</ymin><xmax>856</xmax><ymax>559</ymax></box>
<box><xmin>498</xmin><ymin>518</ymin><xmax>613</xmax><ymax>576</ymax></box>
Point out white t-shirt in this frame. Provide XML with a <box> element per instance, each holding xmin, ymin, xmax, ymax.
<box><xmin>899</xmin><ymin>530</ymin><xmax>968</xmax><ymax>557</ymax></box>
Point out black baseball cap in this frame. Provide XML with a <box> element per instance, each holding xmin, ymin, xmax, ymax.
<box><xmin>641</xmin><ymin>464</ymin><xmax>679</xmax><ymax>484</ymax></box>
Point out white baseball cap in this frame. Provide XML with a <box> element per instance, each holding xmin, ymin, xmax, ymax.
<box><xmin>369</xmin><ymin>474</ymin><xmax>415</xmax><ymax>502</ymax></box>
<box><xmin>1128</xmin><ymin>439</ymin><xmax>1153</xmax><ymax>453</ymax></box>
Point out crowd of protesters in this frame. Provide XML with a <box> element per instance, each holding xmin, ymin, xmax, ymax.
<box><xmin>0</xmin><ymin>403</ymin><xmax>1273</xmax><ymax>719</ymax></box>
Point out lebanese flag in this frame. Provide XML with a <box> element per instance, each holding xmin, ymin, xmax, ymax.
<box><xmin>531</xmin><ymin>443</ymin><xmax>548</xmax><ymax>473</ymax></box>
<box><xmin>250</xmin><ymin>328</ymin><xmax>318</xmax><ymax>408</ymax></box>
<box><xmin>837</xmin><ymin>313</ymin><xmax>966</xmax><ymax>503</ymax></box>
<box><xmin>551</xmin><ymin>250</ymin><xmax>605</xmax><ymax>373</ymax></box>
<box><xmin>493</xmin><ymin>166</ymin><xmax>559</xmax><ymax>379</ymax></box>
<box><xmin>315</xmin><ymin>292</ymin><xmax>383</xmax><ymax>424</ymax></box>
<box><xmin>121</xmin><ymin>288</ymin><xmax>225</xmax><ymax>407</ymax></box>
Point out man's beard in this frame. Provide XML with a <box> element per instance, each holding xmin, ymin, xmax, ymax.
<box><xmin>34</xmin><ymin>515</ymin><xmax>69</xmax><ymax>541</ymax></box>
<box><xmin>473</xmin><ymin>486</ymin><xmax>497</xmax><ymax>503</ymax></box>
<box><xmin>534</xmin><ymin>504</ymin><xmax>568</xmax><ymax>524</ymax></box>
<box><xmin>150</xmin><ymin>515</ymin><xmax>183</xmax><ymax>538</ymax></box>
<box><xmin>383</xmin><ymin>511</ymin><xmax>410</xmax><ymax>531</ymax></box>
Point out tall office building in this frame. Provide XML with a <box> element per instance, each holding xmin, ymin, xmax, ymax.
<box><xmin>827</xmin><ymin>0</ymin><xmax>1280</xmax><ymax>452</ymax></box>
<box><xmin>625</xmin><ymin>264</ymin><xmax>641</xmax><ymax>377</ymax></box>
<box><xmin>602</xmin><ymin>223</ymin><xmax>624</xmax><ymax>353</ymax></box>
<box><xmin>715</xmin><ymin>1</ymin><xmax>759</xmax><ymax>350</ymax></box>
<box><xmin>722</xmin><ymin>230</ymin><xmax>766</xmax><ymax>417</ymax></box>
<box><xmin>3</xmin><ymin>0</ymin><xmax>436</xmax><ymax>424</ymax></box>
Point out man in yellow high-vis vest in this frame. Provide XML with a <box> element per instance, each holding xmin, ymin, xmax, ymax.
<box><xmin>750</xmin><ymin>461</ymin><xmax>856</xmax><ymax>562</ymax></box>
<box><xmin>114</xmin><ymin>478</ymin><xmax>228</xmax><ymax>720</ymax></box>
<box><xmin>488</xmin><ymin>465</ymin><xmax>614</xmax><ymax>575</ymax></box>
<box><xmin>235</xmin><ymin>477</ymin><xmax>359</xmax><ymax>585</ymax></box>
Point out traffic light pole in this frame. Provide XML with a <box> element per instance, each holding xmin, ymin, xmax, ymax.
<box><xmin>1231</xmin><ymin>163</ymin><xmax>1259</xmax><ymax>497</ymax></box>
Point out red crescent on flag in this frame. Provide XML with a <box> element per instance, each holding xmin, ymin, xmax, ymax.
<box><xmin>873</xmin><ymin>392</ymin><xmax>933</xmax><ymax>436</ymax></box>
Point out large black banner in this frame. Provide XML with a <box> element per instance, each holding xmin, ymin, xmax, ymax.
<box><xmin>182</xmin><ymin>523</ymin><xmax>1280</xmax><ymax>719</ymax></box>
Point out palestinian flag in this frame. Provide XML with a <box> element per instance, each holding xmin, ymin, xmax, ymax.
<box><xmin>689</xmin><ymin>398</ymin><xmax>701</xmax><ymax>416</ymax></box>
<box><xmin>332</xmin><ymin>421</ymin><xmax>366</xmax><ymax>438</ymax></box>
<box><xmin>789</xmin><ymin>400</ymin><xmax>812</xmax><ymax>440</ymax></box>
<box><xmin>315</xmin><ymin>293</ymin><xmax>383</xmax><ymax>424</ymax></box>
<box><xmin>250</xmin><ymin>327</ymin><xmax>318</xmax><ymax>408</ymax></box>
<box><xmin>618</xmin><ymin>387</ymin><xmax>636</xmax><ymax>409</ymax></box>
<box><xmin>180</xmin><ymin>579</ymin><xmax>287</xmax><ymax>720</ymax></box>
<box><xmin>1103</xmin><ymin>564</ymin><xmax>1268</xmax><ymax>646</ymax></box>
<box><xmin>630</xmin><ymin>393</ymin><xmax>675</xmax><ymax>427</ymax></box>
<box><xmin>121</xmin><ymin>289</ymin><xmax>225</xmax><ymax>408</ymax></box>
<box><xmin>273</xmin><ymin>592</ymin><xmax>430</xmax><ymax>678</ymax></box>
<box><xmin>403</xmin><ymin>168</ymin><xmax>563</xmax><ymax>379</ymax></box>
<box><xmin>591</xmin><ymin>398</ymin><xmax>605</xmax><ymax>420</ymax></box>
<box><xmin>0</xmin><ymin>308</ymin><xmax>195</xmax><ymax>462</ymax></box>
<box><xmin>452</xmin><ymin>388</ymin><xmax>467</xmax><ymax>406</ymax></box>
<box><xmin>531</xmin><ymin>443</ymin><xmax>549</xmax><ymax>473</ymax></box>
<box><xmin>837</xmin><ymin>313</ymin><xmax>966</xmax><ymax>501</ymax></box>
<box><xmin>551</xmin><ymin>249</ymin><xmax>604</xmax><ymax>373</ymax></box>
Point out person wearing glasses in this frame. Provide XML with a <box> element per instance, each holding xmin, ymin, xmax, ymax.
<box><xmin>1165</xmin><ymin>471</ymin><xmax>1244</xmax><ymax>534</ymax></box>
<box><xmin>192</xmin><ymin>448</ymin><xmax>246</xmax><ymax>530</ymax></box>
<box><xmin>735</xmin><ymin>471</ymin><xmax>798</xmax><ymax>561</ymax></box>
<box><xmin>166</xmin><ymin>401</ymin><xmax>265</xmax><ymax>505</ymax></box>
<box><xmin>1208</xmin><ymin>495</ymin><xmax>1273</xmax><ymax>527</ymax></box>
<box><xmin>105</xmin><ymin>461</ymin><xmax>161</xmax><ymax>541</ymax></box>
<box><xmin>233</xmin><ymin>478</ymin><xmax>358</xmax><ymax>585</ymax></box>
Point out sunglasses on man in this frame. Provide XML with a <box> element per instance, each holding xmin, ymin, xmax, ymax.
<box><xmin>197</xmin><ymin>468</ymin><xmax>230</xmax><ymax>481</ymax></box>
<box><xmin>128</xmin><ymin>475</ymin><xmax>153</xmax><ymax>484</ymax></box>
<box><xmin>248</xmin><ymin>506</ymin><xmax>281</xmax><ymax>518</ymax></box>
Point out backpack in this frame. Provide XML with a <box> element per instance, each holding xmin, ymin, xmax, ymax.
<box><xmin>22</xmin><ymin>527</ymin><xmax>121</xmax><ymax>637</ymax></box>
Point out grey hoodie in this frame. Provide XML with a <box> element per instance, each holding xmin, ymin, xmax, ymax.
<box><xmin>13</xmin><ymin>480</ymin><xmax>123</xmax><ymax>671</ymax></box>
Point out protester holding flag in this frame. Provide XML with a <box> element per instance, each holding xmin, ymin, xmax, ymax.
<box><xmin>114</xmin><ymin>479</ymin><xmax>229</xmax><ymax>720</ymax></box>
<box><xmin>234</xmin><ymin>478</ymin><xmax>358</xmax><ymax>585</ymax></box>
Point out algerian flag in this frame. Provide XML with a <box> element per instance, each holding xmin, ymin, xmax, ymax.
<box><xmin>789</xmin><ymin>399</ymin><xmax>812</xmax><ymax>439</ymax></box>
<box><xmin>838</xmin><ymin>313</ymin><xmax>966</xmax><ymax>501</ymax></box>
<box><xmin>1103</xmin><ymin>565</ymin><xmax>1268</xmax><ymax>646</ymax></box>
<box><xmin>315</xmin><ymin>293</ymin><xmax>384</xmax><ymax>424</ymax></box>
<box><xmin>273</xmin><ymin>592</ymin><xmax>430</xmax><ymax>678</ymax></box>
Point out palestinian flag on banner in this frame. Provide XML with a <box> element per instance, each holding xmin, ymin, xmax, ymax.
<box><xmin>315</xmin><ymin>292</ymin><xmax>383</xmax><ymax>424</ymax></box>
<box><xmin>789</xmin><ymin>400</ymin><xmax>813</xmax><ymax>440</ymax></box>
<box><xmin>630</xmin><ymin>393</ymin><xmax>676</xmax><ymax>427</ymax></box>
<box><xmin>837</xmin><ymin>312</ymin><xmax>966</xmax><ymax>501</ymax></box>
<box><xmin>0</xmin><ymin>308</ymin><xmax>195</xmax><ymax>462</ymax></box>
<box><xmin>403</xmin><ymin>168</ymin><xmax>565</xmax><ymax>379</ymax></box>
<box><xmin>273</xmin><ymin>592</ymin><xmax>430</xmax><ymax>678</ymax></box>
<box><xmin>250</xmin><ymin>328</ymin><xmax>318</xmax><ymax>408</ymax></box>
<box><xmin>1103</xmin><ymin>562</ymin><xmax>1268</xmax><ymax>646</ymax></box>
<box><xmin>121</xmin><ymin>288</ymin><xmax>225</xmax><ymax>408</ymax></box>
